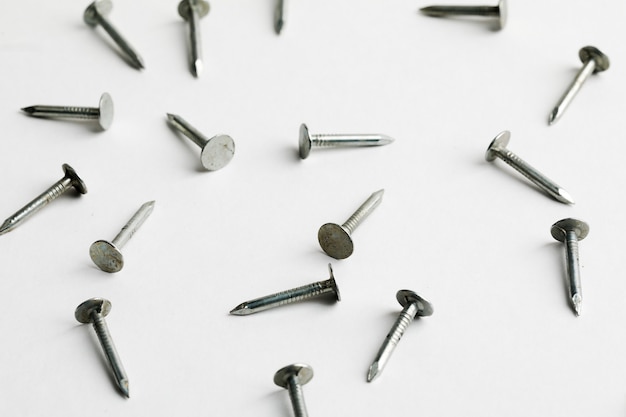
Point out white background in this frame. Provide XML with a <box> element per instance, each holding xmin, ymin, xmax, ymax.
<box><xmin>1</xmin><ymin>0</ymin><xmax>625</xmax><ymax>415</ymax></box>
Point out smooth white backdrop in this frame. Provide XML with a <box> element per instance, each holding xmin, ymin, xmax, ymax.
<box><xmin>1</xmin><ymin>0</ymin><xmax>625</xmax><ymax>415</ymax></box>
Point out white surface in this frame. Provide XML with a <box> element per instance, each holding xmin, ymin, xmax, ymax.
<box><xmin>1</xmin><ymin>0</ymin><xmax>625</xmax><ymax>415</ymax></box>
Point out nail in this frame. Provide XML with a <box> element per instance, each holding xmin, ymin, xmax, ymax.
<box><xmin>367</xmin><ymin>290</ymin><xmax>433</xmax><ymax>382</ymax></box>
<box><xmin>548</xmin><ymin>46</ymin><xmax>610</xmax><ymax>125</ymax></box>
<box><xmin>177</xmin><ymin>0</ymin><xmax>210</xmax><ymax>77</ymax></box>
<box><xmin>84</xmin><ymin>0</ymin><xmax>145</xmax><ymax>69</ymax></box>
<box><xmin>318</xmin><ymin>189</ymin><xmax>384</xmax><ymax>259</ymax></box>
<box><xmin>420</xmin><ymin>0</ymin><xmax>507</xmax><ymax>30</ymax></box>
<box><xmin>551</xmin><ymin>218</ymin><xmax>589</xmax><ymax>316</ymax></box>
<box><xmin>89</xmin><ymin>201</ymin><xmax>155</xmax><ymax>273</ymax></box>
<box><xmin>21</xmin><ymin>93</ymin><xmax>114</xmax><ymax>131</ymax></box>
<box><xmin>75</xmin><ymin>298</ymin><xmax>130</xmax><ymax>398</ymax></box>
<box><xmin>299</xmin><ymin>123</ymin><xmax>394</xmax><ymax>159</ymax></box>
<box><xmin>166</xmin><ymin>113</ymin><xmax>235</xmax><ymax>171</ymax></box>
<box><xmin>485</xmin><ymin>131</ymin><xmax>574</xmax><ymax>204</ymax></box>
<box><xmin>0</xmin><ymin>164</ymin><xmax>87</xmax><ymax>235</ymax></box>
<box><xmin>230</xmin><ymin>264</ymin><xmax>340</xmax><ymax>315</ymax></box>
<box><xmin>274</xmin><ymin>0</ymin><xmax>286</xmax><ymax>34</ymax></box>
<box><xmin>274</xmin><ymin>364</ymin><xmax>314</xmax><ymax>417</ymax></box>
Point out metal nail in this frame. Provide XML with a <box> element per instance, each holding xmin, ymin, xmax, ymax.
<box><xmin>274</xmin><ymin>0</ymin><xmax>286</xmax><ymax>34</ymax></box>
<box><xmin>90</xmin><ymin>201</ymin><xmax>155</xmax><ymax>273</ymax></box>
<box><xmin>548</xmin><ymin>46</ymin><xmax>610</xmax><ymax>125</ymax></box>
<box><xmin>367</xmin><ymin>290</ymin><xmax>433</xmax><ymax>382</ymax></box>
<box><xmin>485</xmin><ymin>131</ymin><xmax>574</xmax><ymax>204</ymax></box>
<box><xmin>84</xmin><ymin>0</ymin><xmax>145</xmax><ymax>69</ymax></box>
<box><xmin>420</xmin><ymin>0</ymin><xmax>507</xmax><ymax>30</ymax></box>
<box><xmin>0</xmin><ymin>164</ymin><xmax>87</xmax><ymax>235</ymax></box>
<box><xmin>299</xmin><ymin>123</ymin><xmax>394</xmax><ymax>159</ymax></box>
<box><xmin>75</xmin><ymin>298</ymin><xmax>130</xmax><ymax>398</ymax></box>
<box><xmin>177</xmin><ymin>0</ymin><xmax>210</xmax><ymax>77</ymax></box>
<box><xmin>166</xmin><ymin>113</ymin><xmax>235</xmax><ymax>171</ymax></box>
<box><xmin>21</xmin><ymin>93</ymin><xmax>114</xmax><ymax>131</ymax></box>
<box><xmin>318</xmin><ymin>189</ymin><xmax>384</xmax><ymax>259</ymax></box>
<box><xmin>230</xmin><ymin>264</ymin><xmax>340</xmax><ymax>315</ymax></box>
<box><xmin>274</xmin><ymin>364</ymin><xmax>314</xmax><ymax>417</ymax></box>
<box><xmin>551</xmin><ymin>218</ymin><xmax>589</xmax><ymax>316</ymax></box>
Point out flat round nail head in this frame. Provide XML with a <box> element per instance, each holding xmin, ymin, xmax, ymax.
<box><xmin>496</xmin><ymin>0</ymin><xmax>508</xmax><ymax>29</ymax></box>
<box><xmin>318</xmin><ymin>223</ymin><xmax>354</xmax><ymax>260</ymax></box>
<box><xmin>90</xmin><ymin>240</ymin><xmax>124</xmax><ymax>273</ymax></box>
<box><xmin>299</xmin><ymin>123</ymin><xmax>312</xmax><ymax>159</ymax></box>
<box><xmin>84</xmin><ymin>0</ymin><xmax>113</xmax><ymax>25</ymax></box>
<box><xmin>62</xmin><ymin>163</ymin><xmax>88</xmax><ymax>194</ymax></box>
<box><xmin>485</xmin><ymin>130</ymin><xmax>510</xmax><ymax>161</ymax></box>
<box><xmin>178</xmin><ymin>0</ymin><xmax>210</xmax><ymax>20</ymax></box>
<box><xmin>396</xmin><ymin>290</ymin><xmax>434</xmax><ymax>316</ymax></box>
<box><xmin>550</xmin><ymin>218</ymin><xmax>589</xmax><ymax>242</ymax></box>
<box><xmin>201</xmin><ymin>134</ymin><xmax>235</xmax><ymax>171</ymax></box>
<box><xmin>327</xmin><ymin>264</ymin><xmax>341</xmax><ymax>301</ymax></box>
<box><xmin>75</xmin><ymin>297</ymin><xmax>112</xmax><ymax>323</ymax></box>
<box><xmin>274</xmin><ymin>364</ymin><xmax>314</xmax><ymax>388</ymax></box>
<box><xmin>579</xmin><ymin>46</ymin><xmax>610</xmax><ymax>72</ymax></box>
<box><xmin>98</xmin><ymin>93</ymin><xmax>114</xmax><ymax>130</ymax></box>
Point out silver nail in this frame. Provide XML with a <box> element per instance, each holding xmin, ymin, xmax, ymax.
<box><xmin>551</xmin><ymin>218</ymin><xmax>589</xmax><ymax>316</ymax></box>
<box><xmin>420</xmin><ymin>0</ymin><xmax>507</xmax><ymax>30</ymax></box>
<box><xmin>367</xmin><ymin>290</ymin><xmax>433</xmax><ymax>382</ymax></box>
<box><xmin>485</xmin><ymin>131</ymin><xmax>574</xmax><ymax>204</ymax></box>
<box><xmin>230</xmin><ymin>264</ymin><xmax>340</xmax><ymax>315</ymax></box>
<box><xmin>75</xmin><ymin>298</ymin><xmax>130</xmax><ymax>398</ymax></box>
<box><xmin>318</xmin><ymin>189</ymin><xmax>384</xmax><ymax>259</ymax></box>
<box><xmin>548</xmin><ymin>46</ymin><xmax>610</xmax><ymax>125</ymax></box>
<box><xmin>166</xmin><ymin>113</ymin><xmax>235</xmax><ymax>171</ymax></box>
<box><xmin>90</xmin><ymin>201</ymin><xmax>155</xmax><ymax>273</ymax></box>
<box><xmin>177</xmin><ymin>0</ymin><xmax>210</xmax><ymax>77</ymax></box>
<box><xmin>84</xmin><ymin>0</ymin><xmax>145</xmax><ymax>69</ymax></box>
<box><xmin>274</xmin><ymin>364</ymin><xmax>314</xmax><ymax>417</ymax></box>
<box><xmin>0</xmin><ymin>164</ymin><xmax>87</xmax><ymax>235</ymax></box>
<box><xmin>299</xmin><ymin>123</ymin><xmax>394</xmax><ymax>159</ymax></box>
<box><xmin>21</xmin><ymin>93</ymin><xmax>114</xmax><ymax>131</ymax></box>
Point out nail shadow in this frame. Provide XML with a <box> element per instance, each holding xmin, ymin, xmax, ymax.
<box><xmin>85</xmin><ymin>26</ymin><xmax>141</xmax><ymax>70</ymax></box>
<box><xmin>19</xmin><ymin>111</ymin><xmax>104</xmax><ymax>134</ymax></box>
<box><xmin>74</xmin><ymin>323</ymin><xmax>121</xmax><ymax>394</ymax></box>
<box><xmin>545</xmin><ymin>241</ymin><xmax>572</xmax><ymax>312</ymax></box>
<box><xmin>164</xmin><ymin>119</ymin><xmax>208</xmax><ymax>173</ymax></box>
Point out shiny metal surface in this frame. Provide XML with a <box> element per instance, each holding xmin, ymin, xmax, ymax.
<box><xmin>318</xmin><ymin>189</ymin><xmax>384</xmax><ymax>259</ymax></box>
<box><xmin>21</xmin><ymin>92</ymin><xmax>114</xmax><ymax>131</ymax></box>
<box><xmin>367</xmin><ymin>290</ymin><xmax>432</xmax><ymax>382</ymax></box>
<box><xmin>548</xmin><ymin>46</ymin><xmax>609</xmax><ymax>125</ymax></box>
<box><xmin>84</xmin><ymin>0</ymin><xmax>145</xmax><ymax>69</ymax></box>
<box><xmin>89</xmin><ymin>201</ymin><xmax>155</xmax><ymax>273</ymax></box>
<box><xmin>0</xmin><ymin>164</ymin><xmax>87</xmax><ymax>236</ymax></box>
<box><xmin>167</xmin><ymin>113</ymin><xmax>235</xmax><ymax>171</ymax></box>
<box><xmin>274</xmin><ymin>364</ymin><xmax>313</xmax><ymax>417</ymax></box>
<box><xmin>230</xmin><ymin>264</ymin><xmax>340</xmax><ymax>315</ymax></box>
<box><xmin>75</xmin><ymin>298</ymin><xmax>130</xmax><ymax>398</ymax></box>
<box><xmin>420</xmin><ymin>0</ymin><xmax>507</xmax><ymax>30</ymax></box>
<box><xmin>551</xmin><ymin>218</ymin><xmax>589</xmax><ymax>316</ymax></box>
<box><xmin>298</xmin><ymin>123</ymin><xmax>394</xmax><ymax>159</ymax></box>
<box><xmin>485</xmin><ymin>131</ymin><xmax>574</xmax><ymax>204</ymax></box>
<box><xmin>178</xmin><ymin>0</ymin><xmax>210</xmax><ymax>77</ymax></box>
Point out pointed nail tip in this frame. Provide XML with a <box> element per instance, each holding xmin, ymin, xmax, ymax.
<box><xmin>120</xmin><ymin>381</ymin><xmax>130</xmax><ymax>398</ymax></box>
<box><xmin>229</xmin><ymin>305</ymin><xmax>249</xmax><ymax>315</ymax></box>
<box><xmin>0</xmin><ymin>220</ymin><xmax>13</xmax><ymax>235</ymax></box>
<box><xmin>548</xmin><ymin>109</ymin><xmax>559</xmax><ymax>125</ymax></box>
<box><xmin>557</xmin><ymin>189</ymin><xmax>575</xmax><ymax>205</ymax></box>
<box><xmin>366</xmin><ymin>364</ymin><xmax>378</xmax><ymax>382</ymax></box>
<box><xmin>21</xmin><ymin>106</ymin><xmax>34</xmax><ymax>114</ymax></box>
<box><xmin>192</xmin><ymin>60</ymin><xmax>203</xmax><ymax>77</ymax></box>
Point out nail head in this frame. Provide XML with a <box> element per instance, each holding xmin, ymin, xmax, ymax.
<box><xmin>550</xmin><ymin>218</ymin><xmax>589</xmax><ymax>242</ymax></box>
<box><xmin>178</xmin><ymin>0</ymin><xmax>210</xmax><ymax>20</ymax></box>
<box><xmin>201</xmin><ymin>134</ymin><xmax>235</xmax><ymax>171</ymax></box>
<box><xmin>396</xmin><ymin>290</ymin><xmax>434</xmax><ymax>316</ymax></box>
<box><xmin>75</xmin><ymin>298</ymin><xmax>112</xmax><ymax>323</ymax></box>
<box><xmin>98</xmin><ymin>93</ymin><xmax>114</xmax><ymax>130</ymax></box>
<box><xmin>485</xmin><ymin>130</ymin><xmax>510</xmax><ymax>162</ymax></box>
<box><xmin>318</xmin><ymin>223</ymin><xmax>354</xmax><ymax>259</ymax></box>
<box><xmin>579</xmin><ymin>46</ymin><xmax>610</xmax><ymax>73</ymax></box>
<box><xmin>274</xmin><ymin>364</ymin><xmax>314</xmax><ymax>388</ymax></box>
<box><xmin>62</xmin><ymin>164</ymin><xmax>88</xmax><ymax>194</ymax></box>
<box><xmin>84</xmin><ymin>0</ymin><xmax>112</xmax><ymax>26</ymax></box>
<box><xmin>299</xmin><ymin>123</ymin><xmax>312</xmax><ymax>159</ymax></box>
<box><xmin>89</xmin><ymin>240</ymin><xmax>124</xmax><ymax>273</ymax></box>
